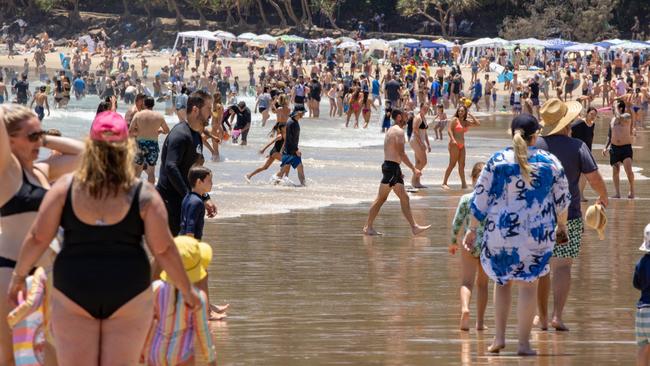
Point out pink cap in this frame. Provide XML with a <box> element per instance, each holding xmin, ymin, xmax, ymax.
<box><xmin>90</xmin><ymin>111</ymin><xmax>128</xmax><ymax>142</ymax></box>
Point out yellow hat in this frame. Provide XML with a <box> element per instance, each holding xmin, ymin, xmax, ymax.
<box><xmin>540</xmin><ymin>98</ymin><xmax>582</xmax><ymax>136</ymax></box>
<box><xmin>584</xmin><ymin>204</ymin><xmax>607</xmax><ymax>240</ymax></box>
<box><xmin>160</xmin><ymin>236</ymin><xmax>211</xmax><ymax>284</ymax></box>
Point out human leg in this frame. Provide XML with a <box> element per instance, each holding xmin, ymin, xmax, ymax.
<box><xmin>442</xmin><ymin>144</ymin><xmax>460</xmax><ymax>188</ymax></box>
<box><xmin>516</xmin><ymin>281</ymin><xmax>538</xmax><ymax>355</ymax></box>
<box><xmin>535</xmin><ymin>273</ymin><xmax>550</xmax><ymax>330</ymax></box>
<box><xmin>458</xmin><ymin>147</ymin><xmax>467</xmax><ymax>188</ymax></box>
<box><xmin>550</xmin><ymin>257</ymin><xmax>573</xmax><ymax>331</ymax></box>
<box><xmin>247</xmin><ymin>157</ymin><xmax>275</xmax><ymax>180</ymax></box>
<box><xmin>459</xmin><ymin>248</ymin><xmax>478</xmax><ymax>331</ymax></box>
<box><xmin>638</xmin><ymin>344</ymin><xmax>650</xmax><ymax>366</ymax></box>
<box><xmin>392</xmin><ymin>183</ymin><xmax>431</xmax><ymax>235</ymax></box>
<box><xmin>296</xmin><ymin>164</ymin><xmax>306</xmax><ymax>186</ymax></box>
<box><xmin>100</xmin><ymin>289</ymin><xmax>153</xmax><ymax>366</ymax></box>
<box><xmin>51</xmin><ymin>288</ymin><xmax>100</xmax><ymax>365</ymax></box>
<box><xmin>0</xmin><ymin>268</ymin><xmax>15</xmax><ymax>365</ymax></box>
<box><xmin>623</xmin><ymin>158</ymin><xmax>636</xmax><ymax>198</ymax></box>
<box><xmin>476</xmin><ymin>264</ymin><xmax>488</xmax><ymax>330</ymax></box>
<box><xmin>612</xmin><ymin>164</ymin><xmax>621</xmax><ymax>198</ymax></box>
<box><xmin>489</xmin><ymin>282</ymin><xmax>512</xmax><ymax>353</ymax></box>
<box><xmin>363</xmin><ymin>184</ymin><xmax>391</xmax><ymax>235</ymax></box>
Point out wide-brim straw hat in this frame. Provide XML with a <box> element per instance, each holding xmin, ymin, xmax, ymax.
<box><xmin>540</xmin><ymin>98</ymin><xmax>582</xmax><ymax>136</ymax></box>
<box><xmin>160</xmin><ymin>236</ymin><xmax>212</xmax><ymax>284</ymax></box>
<box><xmin>585</xmin><ymin>204</ymin><xmax>607</xmax><ymax>241</ymax></box>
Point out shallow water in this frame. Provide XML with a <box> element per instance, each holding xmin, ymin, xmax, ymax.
<box><xmin>42</xmin><ymin>98</ymin><xmax>648</xmax><ymax>364</ymax></box>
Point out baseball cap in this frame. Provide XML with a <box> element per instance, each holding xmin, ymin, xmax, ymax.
<box><xmin>90</xmin><ymin>111</ymin><xmax>128</xmax><ymax>142</ymax></box>
<box><xmin>511</xmin><ymin>114</ymin><xmax>541</xmax><ymax>138</ymax></box>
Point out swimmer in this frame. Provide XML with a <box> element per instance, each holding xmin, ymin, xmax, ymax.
<box><xmin>129</xmin><ymin>96</ymin><xmax>170</xmax><ymax>184</ymax></box>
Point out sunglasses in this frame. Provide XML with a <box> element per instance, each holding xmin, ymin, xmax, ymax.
<box><xmin>25</xmin><ymin>130</ymin><xmax>46</xmax><ymax>142</ymax></box>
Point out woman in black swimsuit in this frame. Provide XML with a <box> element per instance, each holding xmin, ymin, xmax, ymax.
<box><xmin>0</xmin><ymin>104</ymin><xmax>83</xmax><ymax>364</ymax></box>
<box><xmin>8</xmin><ymin>111</ymin><xmax>198</xmax><ymax>365</ymax></box>
<box><xmin>245</xmin><ymin>121</ymin><xmax>286</xmax><ymax>182</ymax></box>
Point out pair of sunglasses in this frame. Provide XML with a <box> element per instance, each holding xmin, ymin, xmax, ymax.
<box><xmin>25</xmin><ymin>130</ymin><xmax>46</xmax><ymax>142</ymax></box>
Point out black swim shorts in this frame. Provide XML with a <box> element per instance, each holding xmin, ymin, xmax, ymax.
<box><xmin>381</xmin><ymin>160</ymin><xmax>404</xmax><ymax>187</ymax></box>
<box><xmin>610</xmin><ymin>144</ymin><xmax>633</xmax><ymax>166</ymax></box>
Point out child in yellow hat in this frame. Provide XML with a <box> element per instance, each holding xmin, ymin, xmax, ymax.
<box><xmin>142</xmin><ymin>236</ymin><xmax>217</xmax><ymax>366</ymax></box>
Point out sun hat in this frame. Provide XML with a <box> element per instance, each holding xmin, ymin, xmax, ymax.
<box><xmin>640</xmin><ymin>224</ymin><xmax>650</xmax><ymax>253</ymax></box>
<box><xmin>511</xmin><ymin>114</ymin><xmax>541</xmax><ymax>138</ymax></box>
<box><xmin>584</xmin><ymin>204</ymin><xmax>607</xmax><ymax>241</ymax></box>
<box><xmin>160</xmin><ymin>236</ymin><xmax>211</xmax><ymax>284</ymax></box>
<box><xmin>539</xmin><ymin>98</ymin><xmax>582</xmax><ymax>136</ymax></box>
<box><xmin>90</xmin><ymin>111</ymin><xmax>128</xmax><ymax>142</ymax></box>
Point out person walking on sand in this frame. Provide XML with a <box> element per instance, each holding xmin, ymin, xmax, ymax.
<box><xmin>442</xmin><ymin>105</ymin><xmax>480</xmax><ymax>189</ymax></box>
<box><xmin>464</xmin><ymin>114</ymin><xmax>570</xmax><ymax>356</ymax></box>
<box><xmin>603</xmin><ymin>101</ymin><xmax>635</xmax><ymax>199</ymax></box>
<box><xmin>129</xmin><ymin>96</ymin><xmax>170</xmax><ymax>184</ymax></box>
<box><xmin>363</xmin><ymin>108</ymin><xmax>432</xmax><ymax>236</ymax></box>
<box><xmin>533</xmin><ymin>98</ymin><xmax>608</xmax><ymax>332</ymax></box>
<box><xmin>409</xmin><ymin>103</ymin><xmax>431</xmax><ymax>189</ymax></box>
<box><xmin>450</xmin><ymin>162</ymin><xmax>488</xmax><ymax>332</ymax></box>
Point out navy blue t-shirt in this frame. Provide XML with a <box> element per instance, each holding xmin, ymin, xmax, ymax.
<box><xmin>179</xmin><ymin>192</ymin><xmax>205</xmax><ymax>239</ymax></box>
<box><xmin>634</xmin><ymin>254</ymin><xmax>650</xmax><ymax>308</ymax></box>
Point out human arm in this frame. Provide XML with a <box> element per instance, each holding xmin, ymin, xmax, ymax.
<box><xmin>398</xmin><ymin>137</ymin><xmax>418</xmax><ymax>174</ymax></box>
<box><xmin>447</xmin><ymin>118</ymin><xmax>458</xmax><ymax>145</ymax></box>
<box><xmin>467</xmin><ymin>113</ymin><xmax>480</xmax><ymax>126</ymax></box>
<box><xmin>163</xmin><ymin>133</ymin><xmax>191</xmax><ymax>197</ymax></box>
<box><xmin>8</xmin><ymin>177</ymin><xmax>68</xmax><ymax>307</ymax></box>
<box><xmin>634</xmin><ymin>261</ymin><xmax>642</xmax><ymax>290</ymax></box>
<box><xmin>128</xmin><ymin>115</ymin><xmax>139</xmax><ymax>138</ymax></box>
<box><xmin>581</xmin><ymin>142</ymin><xmax>608</xmax><ymax>207</ymax></box>
<box><xmin>180</xmin><ymin>198</ymin><xmax>203</xmax><ymax>238</ymax></box>
<box><xmin>602</xmin><ymin>121</ymin><xmax>612</xmax><ymax>156</ymax></box>
<box><xmin>141</xmin><ymin>183</ymin><xmax>200</xmax><ymax>309</ymax></box>
<box><xmin>260</xmin><ymin>136</ymin><xmax>279</xmax><ymax>154</ymax></box>
<box><xmin>35</xmin><ymin>135</ymin><xmax>85</xmax><ymax>182</ymax></box>
<box><xmin>159</xmin><ymin>118</ymin><xmax>170</xmax><ymax>134</ymax></box>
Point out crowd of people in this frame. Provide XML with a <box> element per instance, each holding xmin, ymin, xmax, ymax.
<box><xmin>0</xmin><ymin>34</ymin><xmax>649</xmax><ymax>364</ymax></box>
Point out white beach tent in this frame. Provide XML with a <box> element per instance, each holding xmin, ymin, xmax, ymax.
<box><xmin>214</xmin><ymin>31</ymin><xmax>237</xmax><ymax>42</ymax></box>
<box><xmin>461</xmin><ymin>37</ymin><xmax>510</xmax><ymax>63</ymax></box>
<box><xmin>511</xmin><ymin>38</ymin><xmax>547</xmax><ymax>49</ymax></box>
<box><xmin>610</xmin><ymin>41</ymin><xmax>650</xmax><ymax>50</ymax></box>
<box><xmin>563</xmin><ymin>43</ymin><xmax>607</xmax><ymax>52</ymax></box>
<box><xmin>337</xmin><ymin>41</ymin><xmax>360</xmax><ymax>51</ymax></box>
<box><xmin>253</xmin><ymin>34</ymin><xmax>277</xmax><ymax>45</ymax></box>
<box><xmin>237</xmin><ymin>32</ymin><xmax>257</xmax><ymax>42</ymax></box>
<box><xmin>172</xmin><ymin>30</ymin><xmax>220</xmax><ymax>53</ymax></box>
<box><xmin>360</xmin><ymin>38</ymin><xmax>388</xmax><ymax>51</ymax></box>
<box><xmin>337</xmin><ymin>36</ymin><xmax>356</xmax><ymax>44</ymax></box>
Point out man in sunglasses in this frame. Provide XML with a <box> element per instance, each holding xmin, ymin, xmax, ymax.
<box><xmin>29</xmin><ymin>86</ymin><xmax>50</xmax><ymax>121</ymax></box>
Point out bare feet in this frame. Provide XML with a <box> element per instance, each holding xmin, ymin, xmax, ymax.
<box><xmin>487</xmin><ymin>340</ymin><xmax>505</xmax><ymax>353</ymax></box>
<box><xmin>460</xmin><ymin>311</ymin><xmax>470</xmax><ymax>331</ymax></box>
<box><xmin>441</xmin><ymin>184</ymin><xmax>450</xmax><ymax>190</ymax></box>
<box><xmin>611</xmin><ymin>194</ymin><xmax>621</xmax><ymax>199</ymax></box>
<box><xmin>533</xmin><ymin>315</ymin><xmax>548</xmax><ymax>331</ymax></box>
<box><xmin>212</xmin><ymin>303</ymin><xmax>230</xmax><ymax>313</ymax></box>
<box><xmin>363</xmin><ymin>226</ymin><xmax>383</xmax><ymax>236</ymax></box>
<box><xmin>209</xmin><ymin>310</ymin><xmax>227</xmax><ymax>321</ymax></box>
<box><xmin>412</xmin><ymin>183</ymin><xmax>427</xmax><ymax>189</ymax></box>
<box><xmin>476</xmin><ymin>324</ymin><xmax>488</xmax><ymax>331</ymax></box>
<box><xmin>551</xmin><ymin>319</ymin><xmax>569</xmax><ymax>331</ymax></box>
<box><xmin>517</xmin><ymin>346</ymin><xmax>537</xmax><ymax>356</ymax></box>
<box><xmin>411</xmin><ymin>224</ymin><xmax>432</xmax><ymax>236</ymax></box>
<box><xmin>628</xmin><ymin>192</ymin><xmax>636</xmax><ymax>199</ymax></box>
<box><xmin>244</xmin><ymin>174</ymin><xmax>251</xmax><ymax>183</ymax></box>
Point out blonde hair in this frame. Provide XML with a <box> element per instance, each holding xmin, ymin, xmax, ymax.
<box><xmin>74</xmin><ymin>138</ymin><xmax>136</xmax><ymax>199</ymax></box>
<box><xmin>1</xmin><ymin>104</ymin><xmax>37</xmax><ymax>136</ymax></box>
<box><xmin>512</xmin><ymin>129</ymin><xmax>533</xmax><ymax>183</ymax></box>
<box><xmin>470</xmin><ymin>162</ymin><xmax>485</xmax><ymax>183</ymax></box>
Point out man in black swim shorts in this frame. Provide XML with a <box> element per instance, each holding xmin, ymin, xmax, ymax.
<box><xmin>363</xmin><ymin>108</ymin><xmax>431</xmax><ymax>236</ymax></box>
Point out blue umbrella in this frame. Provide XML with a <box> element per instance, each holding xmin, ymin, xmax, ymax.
<box><xmin>404</xmin><ymin>40</ymin><xmax>446</xmax><ymax>49</ymax></box>
<box><xmin>545</xmin><ymin>38</ymin><xmax>577</xmax><ymax>51</ymax></box>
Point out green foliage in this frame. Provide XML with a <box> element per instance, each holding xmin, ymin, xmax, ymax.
<box><xmin>35</xmin><ymin>0</ymin><xmax>55</xmax><ymax>11</ymax></box>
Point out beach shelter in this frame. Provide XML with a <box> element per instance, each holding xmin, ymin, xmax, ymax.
<box><xmin>172</xmin><ymin>30</ymin><xmax>220</xmax><ymax>52</ymax></box>
<box><xmin>545</xmin><ymin>38</ymin><xmax>577</xmax><ymax>51</ymax></box>
<box><xmin>610</xmin><ymin>41</ymin><xmax>650</xmax><ymax>50</ymax></box>
<box><xmin>279</xmin><ymin>34</ymin><xmax>306</xmax><ymax>43</ymax></box>
<box><xmin>388</xmin><ymin>38</ymin><xmax>419</xmax><ymax>48</ymax></box>
<box><xmin>214</xmin><ymin>31</ymin><xmax>237</xmax><ymax>42</ymax></box>
<box><xmin>360</xmin><ymin>38</ymin><xmax>388</xmax><ymax>51</ymax></box>
<box><xmin>601</xmin><ymin>38</ymin><xmax>626</xmax><ymax>45</ymax></box>
<box><xmin>237</xmin><ymin>32</ymin><xmax>257</xmax><ymax>42</ymax></box>
<box><xmin>433</xmin><ymin>38</ymin><xmax>455</xmax><ymax>49</ymax></box>
<box><xmin>461</xmin><ymin>37</ymin><xmax>510</xmax><ymax>63</ymax></box>
<box><xmin>337</xmin><ymin>41</ymin><xmax>360</xmax><ymax>51</ymax></box>
<box><xmin>511</xmin><ymin>38</ymin><xmax>547</xmax><ymax>49</ymax></box>
<box><xmin>564</xmin><ymin>43</ymin><xmax>607</xmax><ymax>52</ymax></box>
<box><xmin>252</xmin><ymin>34</ymin><xmax>277</xmax><ymax>45</ymax></box>
<box><xmin>404</xmin><ymin>40</ymin><xmax>446</xmax><ymax>49</ymax></box>
<box><xmin>337</xmin><ymin>36</ymin><xmax>355</xmax><ymax>44</ymax></box>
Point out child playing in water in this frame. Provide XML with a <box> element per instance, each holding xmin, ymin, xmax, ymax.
<box><xmin>449</xmin><ymin>162</ymin><xmax>488</xmax><ymax>331</ymax></box>
<box><xmin>634</xmin><ymin>224</ymin><xmax>650</xmax><ymax>365</ymax></box>
<box><xmin>432</xmin><ymin>104</ymin><xmax>447</xmax><ymax>140</ymax></box>
<box><xmin>142</xmin><ymin>236</ymin><xmax>217</xmax><ymax>366</ymax></box>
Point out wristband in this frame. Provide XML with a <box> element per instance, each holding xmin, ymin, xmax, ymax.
<box><xmin>201</xmin><ymin>193</ymin><xmax>211</xmax><ymax>202</ymax></box>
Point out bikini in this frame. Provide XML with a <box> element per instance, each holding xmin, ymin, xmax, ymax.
<box><xmin>0</xmin><ymin>169</ymin><xmax>48</xmax><ymax>268</ymax></box>
<box><xmin>54</xmin><ymin>180</ymin><xmax>150</xmax><ymax>319</ymax></box>
<box><xmin>454</xmin><ymin>122</ymin><xmax>468</xmax><ymax>149</ymax></box>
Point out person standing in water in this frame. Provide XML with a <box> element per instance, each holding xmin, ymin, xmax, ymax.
<box><xmin>129</xmin><ymin>96</ymin><xmax>170</xmax><ymax>184</ymax></box>
<box><xmin>29</xmin><ymin>86</ymin><xmax>49</xmax><ymax>122</ymax></box>
<box><xmin>442</xmin><ymin>105</ymin><xmax>480</xmax><ymax>189</ymax></box>
<box><xmin>245</xmin><ymin>122</ymin><xmax>286</xmax><ymax>182</ymax></box>
<box><xmin>603</xmin><ymin>101</ymin><xmax>635</xmax><ymax>199</ymax></box>
<box><xmin>278</xmin><ymin>110</ymin><xmax>306</xmax><ymax>186</ymax></box>
<box><xmin>363</xmin><ymin>108</ymin><xmax>432</xmax><ymax>236</ymax></box>
<box><xmin>409</xmin><ymin>103</ymin><xmax>431</xmax><ymax>188</ymax></box>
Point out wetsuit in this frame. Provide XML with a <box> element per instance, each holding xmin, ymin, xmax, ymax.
<box><xmin>54</xmin><ymin>180</ymin><xmax>150</xmax><ymax>319</ymax></box>
<box><xmin>281</xmin><ymin>117</ymin><xmax>301</xmax><ymax>169</ymax></box>
<box><xmin>156</xmin><ymin>122</ymin><xmax>203</xmax><ymax>235</ymax></box>
<box><xmin>269</xmin><ymin>137</ymin><xmax>284</xmax><ymax>156</ymax></box>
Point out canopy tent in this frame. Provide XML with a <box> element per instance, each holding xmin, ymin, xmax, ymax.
<box><xmin>461</xmin><ymin>37</ymin><xmax>510</xmax><ymax>63</ymax></box>
<box><xmin>510</xmin><ymin>38</ymin><xmax>548</xmax><ymax>49</ymax></box>
<box><xmin>312</xmin><ymin>37</ymin><xmax>334</xmax><ymax>44</ymax></box>
<box><xmin>602</xmin><ymin>38</ymin><xmax>626</xmax><ymax>45</ymax></box>
<box><xmin>563</xmin><ymin>43</ymin><xmax>607</xmax><ymax>52</ymax></box>
<box><xmin>279</xmin><ymin>34</ymin><xmax>306</xmax><ymax>43</ymax></box>
<box><xmin>336</xmin><ymin>36</ymin><xmax>355</xmax><ymax>44</ymax></box>
<box><xmin>252</xmin><ymin>34</ymin><xmax>277</xmax><ymax>45</ymax></box>
<box><xmin>172</xmin><ymin>30</ymin><xmax>221</xmax><ymax>53</ymax></box>
<box><xmin>388</xmin><ymin>38</ymin><xmax>419</xmax><ymax>48</ymax></box>
<box><xmin>337</xmin><ymin>41</ymin><xmax>360</xmax><ymax>51</ymax></box>
<box><xmin>360</xmin><ymin>38</ymin><xmax>388</xmax><ymax>51</ymax></box>
<box><xmin>545</xmin><ymin>38</ymin><xmax>577</xmax><ymax>51</ymax></box>
<box><xmin>404</xmin><ymin>40</ymin><xmax>446</xmax><ymax>49</ymax></box>
<box><xmin>214</xmin><ymin>30</ymin><xmax>237</xmax><ymax>42</ymax></box>
<box><xmin>78</xmin><ymin>35</ymin><xmax>96</xmax><ymax>53</ymax></box>
<box><xmin>432</xmin><ymin>38</ymin><xmax>455</xmax><ymax>49</ymax></box>
<box><xmin>610</xmin><ymin>41</ymin><xmax>650</xmax><ymax>50</ymax></box>
<box><xmin>237</xmin><ymin>32</ymin><xmax>257</xmax><ymax>42</ymax></box>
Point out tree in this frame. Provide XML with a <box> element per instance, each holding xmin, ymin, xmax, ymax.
<box><xmin>396</xmin><ymin>0</ymin><xmax>478</xmax><ymax>36</ymax></box>
<box><xmin>311</xmin><ymin>0</ymin><xmax>341</xmax><ymax>29</ymax></box>
<box><xmin>280</xmin><ymin>0</ymin><xmax>302</xmax><ymax>26</ymax></box>
<box><xmin>122</xmin><ymin>0</ymin><xmax>130</xmax><ymax>16</ymax></box>
<box><xmin>255</xmin><ymin>0</ymin><xmax>270</xmax><ymax>26</ymax></box>
<box><xmin>166</xmin><ymin>0</ymin><xmax>184</xmax><ymax>28</ymax></box>
<box><xmin>499</xmin><ymin>0</ymin><xmax>619</xmax><ymax>42</ymax></box>
<box><xmin>300</xmin><ymin>0</ymin><xmax>312</xmax><ymax>26</ymax></box>
<box><xmin>266</xmin><ymin>0</ymin><xmax>288</xmax><ymax>27</ymax></box>
<box><xmin>68</xmin><ymin>0</ymin><xmax>81</xmax><ymax>23</ymax></box>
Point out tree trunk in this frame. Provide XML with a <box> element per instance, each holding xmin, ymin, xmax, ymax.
<box><xmin>197</xmin><ymin>5</ymin><xmax>207</xmax><ymax>28</ymax></box>
<box><xmin>300</xmin><ymin>0</ymin><xmax>312</xmax><ymax>26</ymax></box>
<box><xmin>143</xmin><ymin>0</ymin><xmax>153</xmax><ymax>26</ymax></box>
<box><xmin>122</xmin><ymin>0</ymin><xmax>130</xmax><ymax>17</ymax></box>
<box><xmin>324</xmin><ymin>11</ymin><xmax>339</xmax><ymax>30</ymax></box>
<box><xmin>267</xmin><ymin>0</ymin><xmax>287</xmax><ymax>27</ymax></box>
<box><xmin>235</xmin><ymin>0</ymin><xmax>247</xmax><ymax>26</ymax></box>
<box><xmin>281</xmin><ymin>0</ymin><xmax>301</xmax><ymax>26</ymax></box>
<box><xmin>256</xmin><ymin>0</ymin><xmax>270</xmax><ymax>26</ymax></box>
<box><xmin>167</xmin><ymin>0</ymin><xmax>184</xmax><ymax>28</ymax></box>
<box><xmin>225</xmin><ymin>4</ymin><xmax>236</xmax><ymax>27</ymax></box>
<box><xmin>69</xmin><ymin>0</ymin><xmax>81</xmax><ymax>23</ymax></box>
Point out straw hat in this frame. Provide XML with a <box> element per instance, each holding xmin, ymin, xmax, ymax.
<box><xmin>539</xmin><ymin>98</ymin><xmax>582</xmax><ymax>136</ymax></box>
<box><xmin>584</xmin><ymin>204</ymin><xmax>607</xmax><ymax>240</ymax></box>
<box><xmin>160</xmin><ymin>236</ymin><xmax>212</xmax><ymax>284</ymax></box>
<box><xmin>640</xmin><ymin>224</ymin><xmax>650</xmax><ymax>253</ymax></box>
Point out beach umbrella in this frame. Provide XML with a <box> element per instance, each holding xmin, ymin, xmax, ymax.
<box><xmin>237</xmin><ymin>32</ymin><xmax>257</xmax><ymax>41</ymax></box>
<box><xmin>312</xmin><ymin>37</ymin><xmax>334</xmax><ymax>44</ymax></box>
<box><xmin>360</xmin><ymin>38</ymin><xmax>388</xmax><ymax>51</ymax></box>
<box><xmin>388</xmin><ymin>38</ymin><xmax>419</xmax><ymax>48</ymax></box>
<box><xmin>280</xmin><ymin>34</ymin><xmax>306</xmax><ymax>43</ymax></box>
<box><xmin>214</xmin><ymin>30</ymin><xmax>237</xmax><ymax>42</ymax></box>
<box><xmin>601</xmin><ymin>38</ymin><xmax>626</xmax><ymax>45</ymax></box>
<box><xmin>253</xmin><ymin>34</ymin><xmax>277</xmax><ymax>45</ymax></box>
<box><xmin>433</xmin><ymin>38</ymin><xmax>455</xmax><ymax>48</ymax></box>
<box><xmin>511</xmin><ymin>38</ymin><xmax>547</xmax><ymax>49</ymax></box>
<box><xmin>337</xmin><ymin>41</ymin><xmax>360</xmax><ymax>50</ymax></box>
<box><xmin>610</xmin><ymin>41</ymin><xmax>650</xmax><ymax>50</ymax></box>
<box><xmin>337</xmin><ymin>36</ymin><xmax>355</xmax><ymax>44</ymax></box>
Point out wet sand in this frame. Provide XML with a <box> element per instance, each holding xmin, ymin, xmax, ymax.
<box><xmin>203</xmin><ymin>115</ymin><xmax>648</xmax><ymax>364</ymax></box>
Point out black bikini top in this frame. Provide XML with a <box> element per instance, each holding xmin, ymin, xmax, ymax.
<box><xmin>0</xmin><ymin>169</ymin><xmax>48</xmax><ymax>217</ymax></box>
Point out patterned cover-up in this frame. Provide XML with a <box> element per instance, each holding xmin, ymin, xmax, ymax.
<box><xmin>470</xmin><ymin>147</ymin><xmax>570</xmax><ymax>285</ymax></box>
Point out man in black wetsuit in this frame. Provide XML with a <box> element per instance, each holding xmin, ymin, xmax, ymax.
<box><xmin>279</xmin><ymin>109</ymin><xmax>306</xmax><ymax>186</ymax></box>
<box><xmin>157</xmin><ymin>90</ymin><xmax>216</xmax><ymax>235</ymax></box>
<box><xmin>14</xmin><ymin>74</ymin><xmax>29</xmax><ymax>105</ymax></box>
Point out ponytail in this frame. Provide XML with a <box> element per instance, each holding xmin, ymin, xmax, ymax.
<box><xmin>512</xmin><ymin>129</ymin><xmax>533</xmax><ymax>183</ymax></box>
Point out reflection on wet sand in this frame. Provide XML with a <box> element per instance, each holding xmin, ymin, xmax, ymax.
<box><xmin>203</xmin><ymin>113</ymin><xmax>645</xmax><ymax>365</ymax></box>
